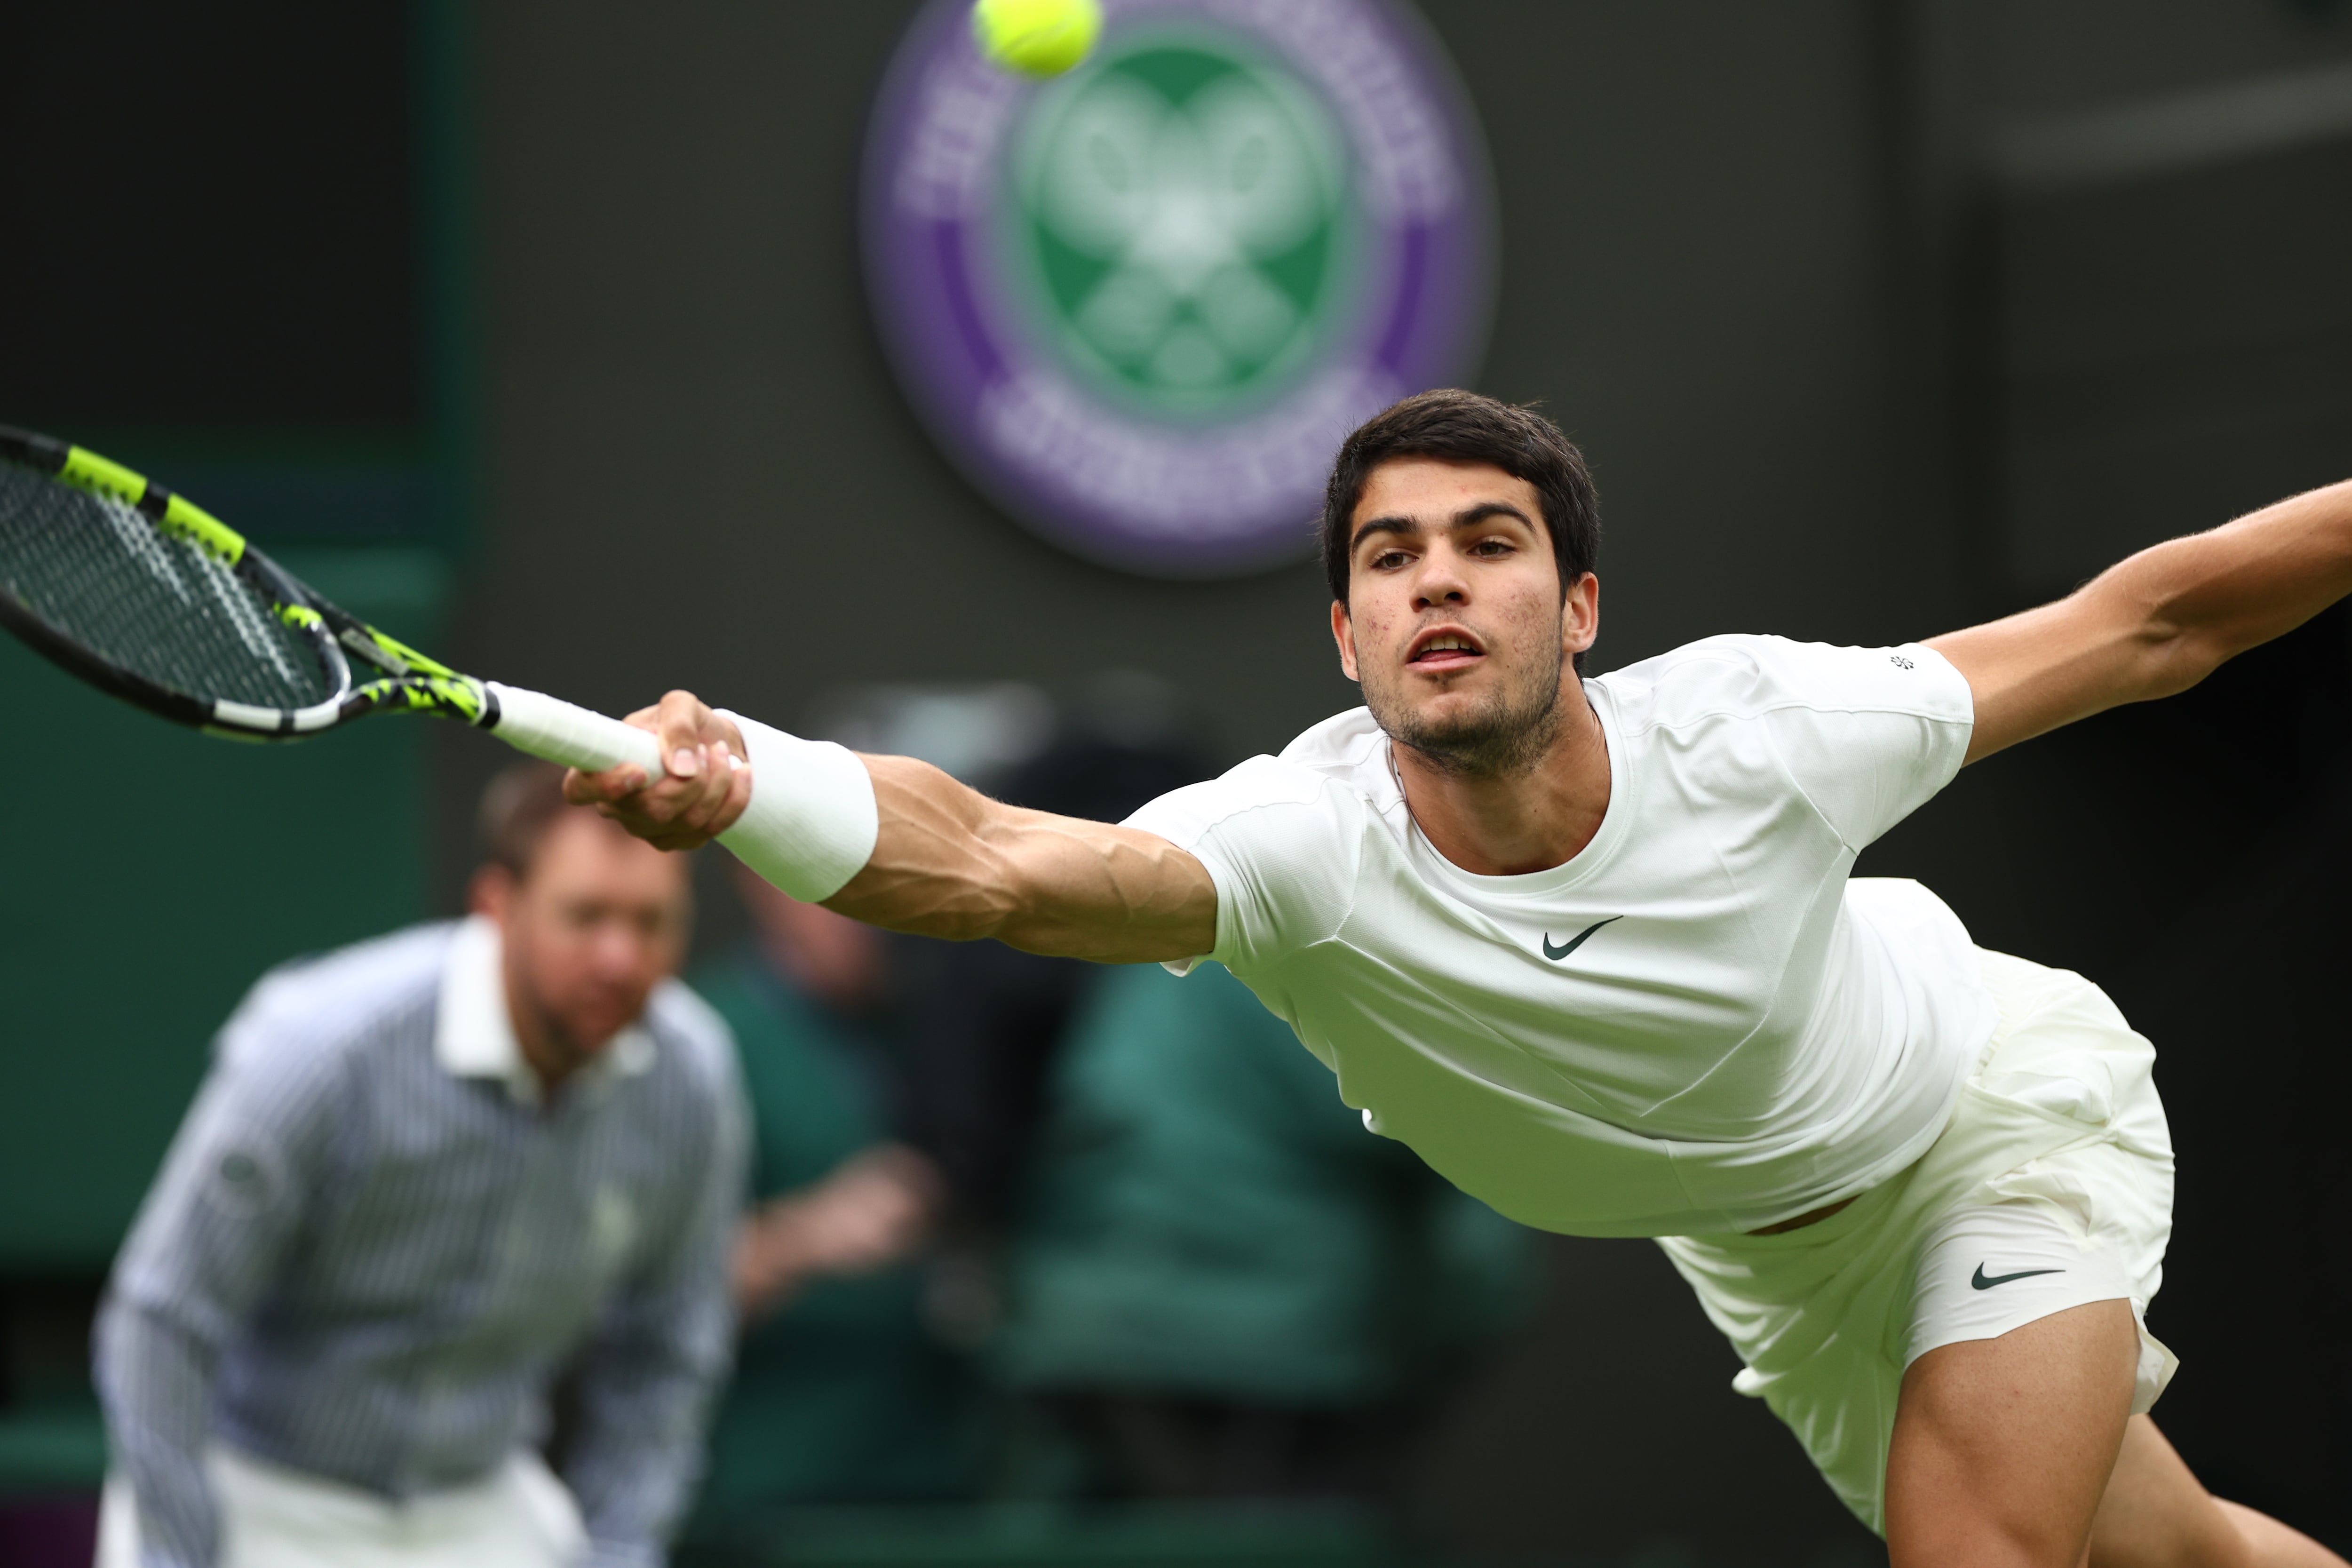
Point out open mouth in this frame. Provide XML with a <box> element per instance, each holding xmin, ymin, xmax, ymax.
<box><xmin>1406</xmin><ymin>628</ymin><xmax>1486</xmax><ymax>673</ymax></box>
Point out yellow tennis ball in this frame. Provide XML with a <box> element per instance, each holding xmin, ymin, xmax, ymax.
<box><xmin>971</xmin><ymin>0</ymin><xmax>1102</xmax><ymax>79</ymax></box>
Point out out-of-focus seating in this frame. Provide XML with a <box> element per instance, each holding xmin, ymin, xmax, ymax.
<box><xmin>994</xmin><ymin>961</ymin><xmax>1535</xmax><ymax>1502</ymax></box>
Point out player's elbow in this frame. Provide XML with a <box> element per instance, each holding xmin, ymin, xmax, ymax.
<box><xmin>2095</xmin><ymin>535</ymin><xmax>2287</xmax><ymax>703</ymax></box>
<box><xmin>2082</xmin><ymin>572</ymin><xmax>2235</xmax><ymax>704</ymax></box>
<box><xmin>2122</xmin><ymin>617</ymin><xmax>2235</xmax><ymax>704</ymax></box>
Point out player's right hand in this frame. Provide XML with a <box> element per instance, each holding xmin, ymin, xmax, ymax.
<box><xmin>564</xmin><ymin>688</ymin><xmax>752</xmax><ymax>852</ymax></box>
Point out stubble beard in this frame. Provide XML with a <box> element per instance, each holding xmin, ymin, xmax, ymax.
<box><xmin>1373</xmin><ymin>654</ymin><xmax>1566</xmax><ymax>781</ymax></box>
<box><xmin>508</xmin><ymin>957</ymin><xmax>601</xmax><ymax>1083</ymax></box>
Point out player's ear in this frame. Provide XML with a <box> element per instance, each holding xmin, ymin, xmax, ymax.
<box><xmin>1562</xmin><ymin>572</ymin><xmax>1600</xmax><ymax>661</ymax></box>
<box><xmin>1330</xmin><ymin>598</ymin><xmax>1361</xmax><ymax>682</ymax></box>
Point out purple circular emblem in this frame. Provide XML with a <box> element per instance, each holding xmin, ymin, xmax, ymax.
<box><xmin>863</xmin><ymin>0</ymin><xmax>1496</xmax><ymax>577</ymax></box>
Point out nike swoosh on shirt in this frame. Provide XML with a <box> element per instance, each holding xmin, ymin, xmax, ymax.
<box><xmin>1971</xmin><ymin>1264</ymin><xmax>2066</xmax><ymax>1290</ymax></box>
<box><xmin>1542</xmin><ymin>917</ymin><xmax>1622</xmax><ymax>962</ymax></box>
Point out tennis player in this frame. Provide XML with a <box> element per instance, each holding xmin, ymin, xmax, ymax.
<box><xmin>572</xmin><ymin>389</ymin><xmax>2348</xmax><ymax>1567</ymax></box>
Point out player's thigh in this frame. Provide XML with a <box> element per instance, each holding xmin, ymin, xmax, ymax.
<box><xmin>1884</xmin><ymin>1298</ymin><xmax>2139</xmax><ymax>1568</ymax></box>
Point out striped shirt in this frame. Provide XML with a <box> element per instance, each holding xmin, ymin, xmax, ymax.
<box><xmin>95</xmin><ymin>917</ymin><xmax>747</xmax><ymax>1568</ymax></box>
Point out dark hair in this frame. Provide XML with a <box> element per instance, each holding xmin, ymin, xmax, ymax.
<box><xmin>477</xmin><ymin>760</ymin><xmax>578</xmax><ymax>879</ymax></box>
<box><xmin>1321</xmin><ymin>387</ymin><xmax>1601</xmax><ymax>616</ymax></box>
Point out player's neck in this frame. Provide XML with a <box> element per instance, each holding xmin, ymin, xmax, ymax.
<box><xmin>1394</xmin><ymin>684</ymin><xmax>1612</xmax><ymax>877</ymax></box>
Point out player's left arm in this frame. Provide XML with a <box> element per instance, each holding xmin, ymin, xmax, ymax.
<box><xmin>1928</xmin><ymin>478</ymin><xmax>2352</xmax><ymax>763</ymax></box>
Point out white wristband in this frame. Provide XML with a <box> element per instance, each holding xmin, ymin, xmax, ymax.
<box><xmin>714</xmin><ymin>711</ymin><xmax>879</xmax><ymax>902</ymax></box>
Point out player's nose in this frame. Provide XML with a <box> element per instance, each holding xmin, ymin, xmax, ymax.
<box><xmin>1411</xmin><ymin>557</ymin><xmax>1470</xmax><ymax>610</ymax></box>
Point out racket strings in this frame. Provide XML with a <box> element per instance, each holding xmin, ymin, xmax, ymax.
<box><xmin>0</xmin><ymin>461</ymin><xmax>333</xmax><ymax>710</ymax></box>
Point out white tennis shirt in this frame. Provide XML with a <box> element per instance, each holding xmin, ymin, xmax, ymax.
<box><xmin>1125</xmin><ymin>636</ymin><xmax>1996</xmax><ymax>1238</ymax></box>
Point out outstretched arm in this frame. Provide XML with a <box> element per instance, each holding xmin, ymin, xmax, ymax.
<box><xmin>564</xmin><ymin>692</ymin><xmax>1217</xmax><ymax>964</ymax></box>
<box><xmin>1930</xmin><ymin>478</ymin><xmax>2352</xmax><ymax>763</ymax></box>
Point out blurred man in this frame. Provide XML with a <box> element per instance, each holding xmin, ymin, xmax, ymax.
<box><xmin>96</xmin><ymin>763</ymin><xmax>745</xmax><ymax>1568</ymax></box>
<box><xmin>688</xmin><ymin>865</ymin><xmax>977</xmax><ymax>1529</ymax></box>
<box><xmin>580</xmin><ymin>388</ymin><xmax>2351</xmax><ymax>1566</ymax></box>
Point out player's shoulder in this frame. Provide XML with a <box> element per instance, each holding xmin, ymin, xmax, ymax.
<box><xmin>1124</xmin><ymin>708</ymin><xmax>1388</xmax><ymax>849</ymax></box>
<box><xmin>1597</xmin><ymin>634</ymin><xmax>1966</xmax><ymax>732</ymax></box>
<box><xmin>211</xmin><ymin>921</ymin><xmax>455</xmax><ymax>1102</ymax></box>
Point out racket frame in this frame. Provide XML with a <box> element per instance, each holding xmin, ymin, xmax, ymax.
<box><xmin>0</xmin><ymin>425</ymin><xmax>501</xmax><ymax>741</ymax></box>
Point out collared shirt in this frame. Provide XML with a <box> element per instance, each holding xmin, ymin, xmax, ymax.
<box><xmin>434</xmin><ymin>914</ymin><xmax>658</xmax><ymax>1106</ymax></box>
<box><xmin>95</xmin><ymin>918</ymin><xmax>747</xmax><ymax>1568</ymax></box>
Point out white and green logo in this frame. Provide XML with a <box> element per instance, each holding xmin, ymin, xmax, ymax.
<box><xmin>867</xmin><ymin>0</ymin><xmax>1492</xmax><ymax>575</ymax></box>
<box><xmin>1007</xmin><ymin>37</ymin><xmax>1351</xmax><ymax>416</ymax></box>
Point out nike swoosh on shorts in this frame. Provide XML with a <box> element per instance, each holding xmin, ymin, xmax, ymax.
<box><xmin>1971</xmin><ymin>1264</ymin><xmax>2066</xmax><ymax>1290</ymax></box>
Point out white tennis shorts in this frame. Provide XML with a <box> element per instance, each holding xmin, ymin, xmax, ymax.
<box><xmin>97</xmin><ymin>1444</ymin><xmax>586</xmax><ymax>1568</ymax></box>
<box><xmin>1658</xmin><ymin>948</ymin><xmax>2177</xmax><ymax>1535</ymax></box>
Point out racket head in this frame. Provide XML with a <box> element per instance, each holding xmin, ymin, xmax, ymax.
<box><xmin>0</xmin><ymin>427</ymin><xmax>487</xmax><ymax>738</ymax></box>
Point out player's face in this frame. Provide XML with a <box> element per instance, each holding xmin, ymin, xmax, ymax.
<box><xmin>487</xmin><ymin>812</ymin><xmax>691</xmax><ymax>1071</ymax></box>
<box><xmin>1331</xmin><ymin>458</ymin><xmax>1598</xmax><ymax>777</ymax></box>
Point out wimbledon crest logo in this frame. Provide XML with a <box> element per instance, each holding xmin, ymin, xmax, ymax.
<box><xmin>1010</xmin><ymin>44</ymin><xmax>1348</xmax><ymax>413</ymax></box>
<box><xmin>865</xmin><ymin>0</ymin><xmax>1494</xmax><ymax>576</ymax></box>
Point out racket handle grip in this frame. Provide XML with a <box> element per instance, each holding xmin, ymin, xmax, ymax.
<box><xmin>485</xmin><ymin>682</ymin><xmax>667</xmax><ymax>781</ymax></box>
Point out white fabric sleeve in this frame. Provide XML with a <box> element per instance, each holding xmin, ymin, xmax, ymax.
<box><xmin>714</xmin><ymin>712</ymin><xmax>879</xmax><ymax>902</ymax></box>
<box><xmin>1123</xmin><ymin>756</ymin><xmax>1356</xmax><ymax>979</ymax></box>
<box><xmin>1738</xmin><ymin>638</ymin><xmax>1976</xmax><ymax>848</ymax></box>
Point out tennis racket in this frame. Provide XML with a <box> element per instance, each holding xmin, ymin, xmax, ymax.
<box><xmin>0</xmin><ymin>425</ymin><xmax>665</xmax><ymax>779</ymax></box>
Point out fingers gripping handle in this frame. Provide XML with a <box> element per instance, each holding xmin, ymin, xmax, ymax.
<box><xmin>485</xmin><ymin>682</ymin><xmax>666</xmax><ymax>780</ymax></box>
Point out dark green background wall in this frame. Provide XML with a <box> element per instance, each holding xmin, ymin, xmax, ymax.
<box><xmin>0</xmin><ymin>0</ymin><xmax>452</xmax><ymax>1272</ymax></box>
